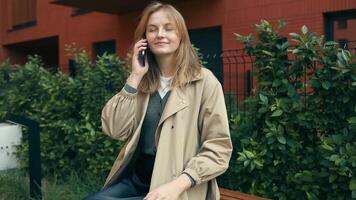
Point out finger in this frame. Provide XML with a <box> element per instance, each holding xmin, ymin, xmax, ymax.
<box><xmin>136</xmin><ymin>42</ymin><xmax>147</xmax><ymax>49</ymax></box>
<box><xmin>134</xmin><ymin>44</ymin><xmax>147</xmax><ymax>55</ymax></box>
<box><xmin>133</xmin><ymin>46</ymin><xmax>147</xmax><ymax>58</ymax></box>
<box><xmin>135</xmin><ymin>39</ymin><xmax>148</xmax><ymax>48</ymax></box>
<box><xmin>143</xmin><ymin>192</ymin><xmax>152</xmax><ymax>200</ymax></box>
<box><xmin>138</xmin><ymin>46</ymin><xmax>147</xmax><ymax>52</ymax></box>
<box><xmin>146</xmin><ymin>192</ymin><xmax>159</xmax><ymax>200</ymax></box>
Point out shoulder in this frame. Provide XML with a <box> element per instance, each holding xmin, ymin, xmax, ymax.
<box><xmin>188</xmin><ymin>67</ymin><xmax>222</xmax><ymax>99</ymax></box>
<box><xmin>199</xmin><ymin>67</ymin><xmax>221</xmax><ymax>89</ymax></box>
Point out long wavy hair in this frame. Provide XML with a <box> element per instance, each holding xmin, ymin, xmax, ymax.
<box><xmin>131</xmin><ymin>1</ymin><xmax>202</xmax><ymax>94</ymax></box>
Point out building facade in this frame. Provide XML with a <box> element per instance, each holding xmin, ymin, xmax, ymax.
<box><xmin>0</xmin><ymin>0</ymin><xmax>355</xmax><ymax>93</ymax></box>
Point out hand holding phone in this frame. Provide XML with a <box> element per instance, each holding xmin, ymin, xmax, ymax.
<box><xmin>131</xmin><ymin>38</ymin><xmax>149</xmax><ymax>78</ymax></box>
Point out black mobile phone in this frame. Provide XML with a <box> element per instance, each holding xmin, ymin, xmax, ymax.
<box><xmin>138</xmin><ymin>49</ymin><xmax>145</xmax><ymax>67</ymax></box>
<box><xmin>138</xmin><ymin>35</ymin><xmax>147</xmax><ymax>67</ymax></box>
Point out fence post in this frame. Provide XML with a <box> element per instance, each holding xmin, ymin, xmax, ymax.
<box><xmin>5</xmin><ymin>113</ymin><xmax>42</xmax><ymax>200</ymax></box>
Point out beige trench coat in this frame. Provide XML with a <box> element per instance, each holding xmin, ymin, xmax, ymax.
<box><xmin>101</xmin><ymin>67</ymin><xmax>233</xmax><ymax>200</ymax></box>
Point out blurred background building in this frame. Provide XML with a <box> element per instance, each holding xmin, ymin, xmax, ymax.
<box><xmin>0</xmin><ymin>0</ymin><xmax>355</xmax><ymax>94</ymax></box>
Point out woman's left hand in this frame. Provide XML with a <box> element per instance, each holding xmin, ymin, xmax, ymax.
<box><xmin>143</xmin><ymin>174</ymin><xmax>192</xmax><ymax>200</ymax></box>
<box><xmin>143</xmin><ymin>181</ymin><xmax>182</xmax><ymax>200</ymax></box>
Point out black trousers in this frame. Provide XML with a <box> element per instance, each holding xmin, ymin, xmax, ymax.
<box><xmin>83</xmin><ymin>171</ymin><xmax>150</xmax><ymax>200</ymax></box>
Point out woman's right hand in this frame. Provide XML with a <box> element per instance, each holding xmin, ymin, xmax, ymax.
<box><xmin>131</xmin><ymin>38</ymin><xmax>149</xmax><ymax>77</ymax></box>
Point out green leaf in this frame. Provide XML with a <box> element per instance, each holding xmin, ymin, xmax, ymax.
<box><xmin>271</xmin><ymin>109</ymin><xmax>283</xmax><ymax>117</ymax></box>
<box><xmin>352</xmin><ymin>191</ymin><xmax>356</xmax><ymax>199</ymax></box>
<box><xmin>341</xmin><ymin>50</ymin><xmax>349</xmax><ymax>62</ymax></box>
<box><xmin>301</xmin><ymin>25</ymin><xmax>308</xmax><ymax>34</ymax></box>
<box><xmin>322</xmin><ymin>81</ymin><xmax>331</xmax><ymax>90</ymax></box>
<box><xmin>254</xmin><ymin>160</ymin><xmax>263</xmax><ymax>168</ymax></box>
<box><xmin>277</xmin><ymin>20</ymin><xmax>287</xmax><ymax>28</ymax></box>
<box><xmin>320</xmin><ymin>143</ymin><xmax>334</xmax><ymax>151</ymax></box>
<box><xmin>348</xmin><ymin>117</ymin><xmax>356</xmax><ymax>124</ymax></box>
<box><xmin>329</xmin><ymin>174</ymin><xmax>337</xmax><ymax>183</ymax></box>
<box><xmin>331</xmin><ymin>134</ymin><xmax>343</xmax><ymax>145</ymax></box>
<box><xmin>292</xmin><ymin>49</ymin><xmax>300</xmax><ymax>54</ymax></box>
<box><xmin>277</xmin><ymin>135</ymin><xmax>286</xmax><ymax>144</ymax></box>
<box><xmin>289</xmin><ymin>33</ymin><xmax>300</xmax><ymax>38</ymax></box>
<box><xmin>262</xmin><ymin>50</ymin><xmax>274</xmax><ymax>56</ymax></box>
<box><xmin>324</xmin><ymin>41</ymin><xmax>338</xmax><ymax>46</ymax></box>
<box><xmin>258</xmin><ymin>107</ymin><xmax>268</xmax><ymax>114</ymax></box>
<box><xmin>244</xmin><ymin>150</ymin><xmax>255</xmax><ymax>159</ymax></box>
<box><xmin>259</xmin><ymin>94</ymin><xmax>268</xmax><ymax>104</ymax></box>
<box><xmin>350</xmin><ymin>178</ymin><xmax>356</xmax><ymax>190</ymax></box>
<box><xmin>281</xmin><ymin>41</ymin><xmax>289</xmax><ymax>50</ymax></box>
<box><xmin>306</xmin><ymin>191</ymin><xmax>318</xmax><ymax>200</ymax></box>
<box><xmin>272</xmin><ymin>79</ymin><xmax>282</xmax><ymax>87</ymax></box>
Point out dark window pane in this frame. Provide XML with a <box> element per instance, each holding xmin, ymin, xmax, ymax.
<box><xmin>337</xmin><ymin>19</ymin><xmax>347</xmax><ymax>29</ymax></box>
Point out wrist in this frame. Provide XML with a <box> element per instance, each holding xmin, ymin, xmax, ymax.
<box><xmin>172</xmin><ymin>174</ymin><xmax>191</xmax><ymax>193</ymax></box>
<box><xmin>126</xmin><ymin>73</ymin><xmax>143</xmax><ymax>89</ymax></box>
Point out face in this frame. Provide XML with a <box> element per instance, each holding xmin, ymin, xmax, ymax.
<box><xmin>145</xmin><ymin>9</ymin><xmax>181</xmax><ymax>56</ymax></box>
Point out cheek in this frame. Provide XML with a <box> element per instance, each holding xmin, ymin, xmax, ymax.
<box><xmin>146</xmin><ymin>33</ymin><xmax>155</xmax><ymax>41</ymax></box>
<box><xmin>173</xmin><ymin>38</ymin><xmax>180</xmax><ymax>48</ymax></box>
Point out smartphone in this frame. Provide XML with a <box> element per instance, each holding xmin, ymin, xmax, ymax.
<box><xmin>138</xmin><ymin>35</ymin><xmax>147</xmax><ymax>67</ymax></box>
<box><xmin>138</xmin><ymin>49</ymin><xmax>145</xmax><ymax>67</ymax></box>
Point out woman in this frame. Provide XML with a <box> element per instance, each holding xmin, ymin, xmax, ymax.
<box><xmin>84</xmin><ymin>1</ymin><xmax>232</xmax><ymax>200</ymax></box>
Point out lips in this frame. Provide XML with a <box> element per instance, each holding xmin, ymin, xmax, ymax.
<box><xmin>155</xmin><ymin>42</ymin><xmax>168</xmax><ymax>45</ymax></box>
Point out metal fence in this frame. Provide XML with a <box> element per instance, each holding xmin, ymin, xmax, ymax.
<box><xmin>221</xmin><ymin>49</ymin><xmax>254</xmax><ymax>116</ymax></box>
<box><xmin>203</xmin><ymin>41</ymin><xmax>356</xmax><ymax>116</ymax></box>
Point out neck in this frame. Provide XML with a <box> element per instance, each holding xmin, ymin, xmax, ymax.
<box><xmin>155</xmin><ymin>54</ymin><xmax>176</xmax><ymax>77</ymax></box>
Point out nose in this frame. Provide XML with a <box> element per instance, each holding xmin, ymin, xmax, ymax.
<box><xmin>157</xmin><ymin>28</ymin><xmax>166</xmax><ymax>38</ymax></box>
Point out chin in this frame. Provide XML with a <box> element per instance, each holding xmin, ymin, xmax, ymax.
<box><xmin>153</xmin><ymin>50</ymin><xmax>175</xmax><ymax>56</ymax></box>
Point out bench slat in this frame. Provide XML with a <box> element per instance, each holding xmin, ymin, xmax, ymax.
<box><xmin>220</xmin><ymin>188</ymin><xmax>268</xmax><ymax>200</ymax></box>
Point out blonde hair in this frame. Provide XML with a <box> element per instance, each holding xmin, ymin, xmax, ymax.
<box><xmin>131</xmin><ymin>1</ymin><xmax>202</xmax><ymax>94</ymax></box>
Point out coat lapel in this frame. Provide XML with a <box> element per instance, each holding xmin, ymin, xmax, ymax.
<box><xmin>157</xmin><ymin>71</ymin><xmax>203</xmax><ymax>129</ymax></box>
<box><xmin>154</xmin><ymin>86</ymin><xmax>188</xmax><ymax>146</ymax></box>
<box><xmin>154</xmin><ymin>72</ymin><xmax>203</xmax><ymax>146</ymax></box>
<box><xmin>159</xmin><ymin>86</ymin><xmax>188</xmax><ymax>127</ymax></box>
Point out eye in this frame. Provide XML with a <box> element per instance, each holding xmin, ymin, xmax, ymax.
<box><xmin>166</xmin><ymin>27</ymin><xmax>175</xmax><ymax>31</ymax></box>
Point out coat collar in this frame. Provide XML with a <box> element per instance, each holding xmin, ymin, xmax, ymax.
<box><xmin>140</xmin><ymin>69</ymin><xmax>203</xmax><ymax>130</ymax></box>
<box><xmin>136</xmin><ymin>70</ymin><xmax>202</xmax><ymax>145</ymax></box>
<box><xmin>158</xmin><ymin>70</ymin><xmax>203</xmax><ymax>126</ymax></box>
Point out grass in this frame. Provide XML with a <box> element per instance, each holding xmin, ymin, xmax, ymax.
<box><xmin>0</xmin><ymin>169</ymin><xmax>103</xmax><ymax>200</ymax></box>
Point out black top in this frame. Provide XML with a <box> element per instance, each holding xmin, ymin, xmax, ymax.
<box><xmin>126</xmin><ymin>86</ymin><xmax>171</xmax><ymax>184</ymax></box>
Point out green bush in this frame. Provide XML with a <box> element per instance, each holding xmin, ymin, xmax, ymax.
<box><xmin>218</xmin><ymin>20</ymin><xmax>356</xmax><ymax>199</ymax></box>
<box><xmin>0</xmin><ymin>169</ymin><xmax>102</xmax><ymax>200</ymax></box>
<box><xmin>0</xmin><ymin>51</ymin><xmax>128</xmax><ymax>179</ymax></box>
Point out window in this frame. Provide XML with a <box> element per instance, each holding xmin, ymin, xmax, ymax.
<box><xmin>337</xmin><ymin>19</ymin><xmax>347</xmax><ymax>29</ymax></box>
<box><xmin>10</xmin><ymin>0</ymin><xmax>36</xmax><ymax>30</ymax></box>
<box><xmin>325</xmin><ymin>11</ymin><xmax>356</xmax><ymax>50</ymax></box>
<box><xmin>72</xmin><ymin>8</ymin><xmax>92</xmax><ymax>17</ymax></box>
<box><xmin>69</xmin><ymin>59</ymin><xmax>77</xmax><ymax>77</ymax></box>
<box><xmin>93</xmin><ymin>40</ymin><xmax>116</xmax><ymax>59</ymax></box>
<box><xmin>338</xmin><ymin>39</ymin><xmax>349</xmax><ymax>49</ymax></box>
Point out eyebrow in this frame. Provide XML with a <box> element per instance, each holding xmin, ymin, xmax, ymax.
<box><xmin>147</xmin><ymin>23</ymin><xmax>174</xmax><ymax>27</ymax></box>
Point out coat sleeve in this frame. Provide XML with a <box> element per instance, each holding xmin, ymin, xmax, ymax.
<box><xmin>101</xmin><ymin>84</ymin><xmax>138</xmax><ymax>141</ymax></box>
<box><xmin>182</xmin><ymin>74</ymin><xmax>233</xmax><ymax>186</ymax></box>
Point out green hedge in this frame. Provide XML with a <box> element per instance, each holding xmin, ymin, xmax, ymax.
<box><xmin>0</xmin><ymin>52</ymin><xmax>128</xmax><ymax>180</ymax></box>
<box><xmin>218</xmin><ymin>21</ymin><xmax>356</xmax><ymax>199</ymax></box>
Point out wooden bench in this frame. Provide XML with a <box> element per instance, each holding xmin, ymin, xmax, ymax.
<box><xmin>220</xmin><ymin>188</ymin><xmax>268</xmax><ymax>200</ymax></box>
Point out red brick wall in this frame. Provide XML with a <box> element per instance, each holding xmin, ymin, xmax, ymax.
<box><xmin>1</xmin><ymin>0</ymin><xmax>355</xmax><ymax>74</ymax></box>
<box><xmin>223</xmin><ymin>0</ymin><xmax>356</xmax><ymax>50</ymax></box>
